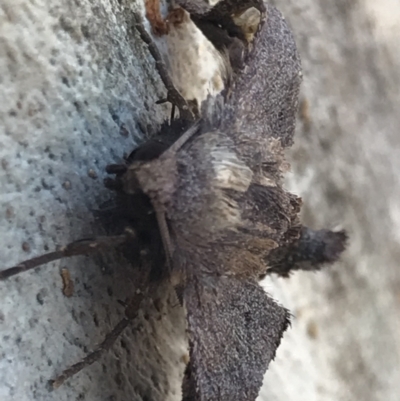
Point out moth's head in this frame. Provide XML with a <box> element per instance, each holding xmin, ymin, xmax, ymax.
<box><xmin>121</xmin><ymin>156</ymin><xmax>180</xmax><ymax>222</ymax></box>
<box><xmin>113</xmin><ymin>139</ymin><xmax>169</xmax><ymax>196</ymax></box>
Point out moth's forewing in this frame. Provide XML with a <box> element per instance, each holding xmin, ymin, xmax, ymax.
<box><xmin>182</xmin><ymin>273</ymin><xmax>289</xmax><ymax>401</ymax></box>
<box><xmin>224</xmin><ymin>5</ymin><xmax>302</xmax><ymax>149</ymax></box>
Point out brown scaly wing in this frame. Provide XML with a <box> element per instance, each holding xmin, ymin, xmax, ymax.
<box><xmin>181</xmin><ymin>271</ymin><xmax>290</xmax><ymax>401</ymax></box>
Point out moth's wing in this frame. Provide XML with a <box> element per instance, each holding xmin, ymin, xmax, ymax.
<box><xmin>182</xmin><ymin>273</ymin><xmax>289</xmax><ymax>401</ymax></box>
<box><xmin>223</xmin><ymin>4</ymin><xmax>302</xmax><ymax>148</ymax></box>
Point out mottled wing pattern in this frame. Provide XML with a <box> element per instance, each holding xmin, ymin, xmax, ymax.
<box><xmin>218</xmin><ymin>5</ymin><xmax>348</xmax><ymax>274</ymax></box>
<box><xmin>148</xmin><ymin>125</ymin><xmax>294</xmax><ymax>399</ymax></box>
<box><xmin>181</xmin><ymin>271</ymin><xmax>290</xmax><ymax>401</ymax></box>
<box><xmin>166</xmin><ymin>127</ymin><xmax>301</xmax><ymax>279</ymax></box>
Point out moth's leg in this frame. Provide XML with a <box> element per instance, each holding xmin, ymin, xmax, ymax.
<box><xmin>50</xmin><ymin>292</ymin><xmax>144</xmax><ymax>389</ymax></box>
<box><xmin>102</xmin><ymin>164</ymin><xmax>129</xmax><ymax>192</ymax></box>
<box><xmin>266</xmin><ymin>227</ymin><xmax>348</xmax><ymax>277</ymax></box>
<box><xmin>165</xmin><ymin>121</ymin><xmax>199</xmax><ymax>154</ymax></box>
<box><xmin>156</xmin><ymin>98</ymin><xmax>176</xmax><ymax>122</ymax></box>
<box><xmin>50</xmin><ymin>318</ymin><xmax>130</xmax><ymax>389</ymax></box>
<box><xmin>0</xmin><ymin>233</ymin><xmax>133</xmax><ymax>280</ymax></box>
<box><xmin>132</xmin><ymin>13</ymin><xmax>194</xmax><ymax>122</ymax></box>
<box><xmin>171</xmin><ymin>103</ymin><xmax>176</xmax><ymax>122</ymax></box>
<box><xmin>105</xmin><ymin>164</ymin><xmax>128</xmax><ymax>175</ymax></box>
<box><xmin>154</xmin><ymin>208</ymin><xmax>173</xmax><ymax>272</ymax></box>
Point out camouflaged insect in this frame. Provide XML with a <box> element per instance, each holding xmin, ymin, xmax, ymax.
<box><xmin>0</xmin><ymin>1</ymin><xmax>347</xmax><ymax>400</ymax></box>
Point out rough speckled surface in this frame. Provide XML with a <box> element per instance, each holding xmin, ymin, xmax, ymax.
<box><xmin>0</xmin><ymin>1</ymin><xmax>187</xmax><ymax>400</ymax></box>
<box><xmin>1</xmin><ymin>1</ymin><xmax>400</xmax><ymax>401</ymax></box>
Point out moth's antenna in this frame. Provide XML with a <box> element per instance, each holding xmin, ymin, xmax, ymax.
<box><xmin>145</xmin><ymin>122</ymin><xmax>200</xmax><ymax>272</ymax></box>
<box><xmin>0</xmin><ymin>233</ymin><xmax>133</xmax><ymax>280</ymax></box>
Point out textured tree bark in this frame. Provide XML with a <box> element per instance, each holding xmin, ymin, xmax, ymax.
<box><xmin>0</xmin><ymin>1</ymin><xmax>399</xmax><ymax>401</ymax></box>
<box><xmin>0</xmin><ymin>1</ymin><xmax>186</xmax><ymax>400</ymax></box>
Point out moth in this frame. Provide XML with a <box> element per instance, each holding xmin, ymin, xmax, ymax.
<box><xmin>0</xmin><ymin>1</ymin><xmax>347</xmax><ymax>400</ymax></box>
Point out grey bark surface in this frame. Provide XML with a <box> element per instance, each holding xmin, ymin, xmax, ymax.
<box><xmin>0</xmin><ymin>1</ymin><xmax>399</xmax><ymax>401</ymax></box>
<box><xmin>0</xmin><ymin>1</ymin><xmax>187</xmax><ymax>400</ymax></box>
